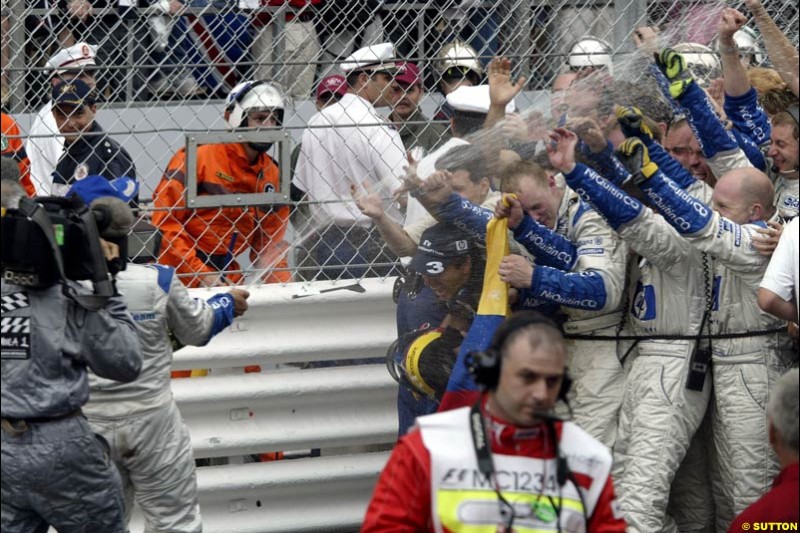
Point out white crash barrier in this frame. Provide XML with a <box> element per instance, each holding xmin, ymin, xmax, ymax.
<box><xmin>135</xmin><ymin>278</ymin><xmax>399</xmax><ymax>532</ymax></box>
<box><xmin>173</xmin><ymin>365</ymin><xmax>399</xmax><ymax>458</ymax></box>
<box><xmin>173</xmin><ymin>277</ymin><xmax>399</xmax><ymax>368</ymax></box>
<box><xmin>194</xmin><ymin>452</ymin><xmax>392</xmax><ymax>533</ymax></box>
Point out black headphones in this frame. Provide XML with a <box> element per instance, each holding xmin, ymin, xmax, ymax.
<box><xmin>468</xmin><ymin>311</ymin><xmax>572</xmax><ymax>402</ymax></box>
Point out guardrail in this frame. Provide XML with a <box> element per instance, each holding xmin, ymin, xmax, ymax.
<box><xmin>131</xmin><ymin>277</ymin><xmax>400</xmax><ymax>532</ymax></box>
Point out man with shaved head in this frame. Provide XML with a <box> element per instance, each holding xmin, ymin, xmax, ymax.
<box><xmin>612</xmin><ymin>137</ymin><xmax>791</xmax><ymax>531</ymax></box>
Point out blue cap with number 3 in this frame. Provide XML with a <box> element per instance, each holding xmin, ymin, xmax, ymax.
<box><xmin>411</xmin><ymin>223</ymin><xmax>474</xmax><ymax>277</ymax></box>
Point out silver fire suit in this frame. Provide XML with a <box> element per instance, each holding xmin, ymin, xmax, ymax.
<box><xmin>564</xmin><ymin>162</ymin><xmax>712</xmax><ymax>532</ymax></box>
<box><xmin>83</xmin><ymin>263</ymin><xmax>237</xmax><ymax>533</ymax></box>
<box><xmin>637</xmin><ymin>168</ymin><xmax>795</xmax><ymax>532</ymax></box>
<box><xmin>1</xmin><ymin>280</ymin><xmax>142</xmax><ymax>533</ymax></box>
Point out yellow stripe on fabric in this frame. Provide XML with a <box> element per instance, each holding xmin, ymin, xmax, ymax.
<box><xmin>477</xmin><ymin>196</ymin><xmax>512</xmax><ymax>317</ymax></box>
<box><xmin>437</xmin><ymin>488</ymin><xmax>585</xmax><ymax>533</ymax></box>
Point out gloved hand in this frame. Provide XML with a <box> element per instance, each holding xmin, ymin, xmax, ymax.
<box><xmin>654</xmin><ymin>48</ymin><xmax>694</xmax><ymax>100</ymax></box>
<box><xmin>616</xmin><ymin>138</ymin><xmax>659</xmax><ymax>183</ymax></box>
<box><xmin>615</xmin><ymin>105</ymin><xmax>654</xmax><ymax>140</ymax></box>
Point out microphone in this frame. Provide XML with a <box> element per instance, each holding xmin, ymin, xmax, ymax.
<box><xmin>90</xmin><ymin>197</ymin><xmax>134</xmax><ymax>239</ymax></box>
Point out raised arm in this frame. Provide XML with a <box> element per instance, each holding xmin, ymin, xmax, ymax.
<box><xmin>744</xmin><ymin>0</ymin><xmax>799</xmax><ymax>97</ymax></box>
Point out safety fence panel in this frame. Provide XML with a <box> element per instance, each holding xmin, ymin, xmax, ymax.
<box><xmin>4</xmin><ymin>0</ymin><xmax>799</xmax><ymax>286</ymax></box>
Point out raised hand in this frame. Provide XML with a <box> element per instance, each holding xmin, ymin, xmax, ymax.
<box><xmin>545</xmin><ymin>128</ymin><xmax>579</xmax><ymax>174</ymax></box>
<box><xmin>655</xmin><ymin>48</ymin><xmax>694</xmax><ymax>99</ymax></box>
<box><xmin>616</xmin><ymin>137</ymin><xmax>658</xmax><ymax>181</ymax></box>
<box><xmin>419</xmin><ymin>170</ymin><xmax>454</xmax><ymax>205</ymax></box>
<box><xmin>719</xmin><ymin>8</ymin><xmax>747</xmax><ymax>41</ymax></box>
<box><xmin>351</xmin><ymin>181</ymin><xmax>386</xmax><ymax>221</ymax></box>
<box><xmin>615</xmin><ymin>105</ymin><xmax>654</xmax><ymax>139</ymax></box>
<box><xmin>488</xmin><ymin>57</ymin><xmax>527</xmax><ymax>108</ymax></box>
<box><xmin>568</xmin><ymin>116</ymin><xmax>606</xmax><ymax>153</ymax></box>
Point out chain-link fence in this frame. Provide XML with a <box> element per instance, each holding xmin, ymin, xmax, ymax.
<box><xmin>1</xmin><ymin>0</ymin><xmax>798</xmax><ymax>286</ymax></box>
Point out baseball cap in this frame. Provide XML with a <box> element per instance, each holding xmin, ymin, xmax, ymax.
<box><xmin>446</xmin><ymin>85</ymin><xmax>516</xmax><ymax>115</ymax></box>
<box><xmin>316</xmin><ymin>75</ymin><xmax>347</xmax><ymax>98</ymax></box>
<box><xmin>52</xmin><ymin>79</ymin><xmax>96</xmax><ymax>107</ymax></box>
<box><xmin>68</xmin><ymin>175</ymin><xmax>139</xmax><ymax>205</ymax></box>
<box><xmin>341</xmin><ymin>43</ymin><xmax>398</xmax><ymax>74</ymax></box>
<box><xmin>412</xmin><ymin>223</ymin><xmax>474</xmax><ymax>277</ymax></box>
<box><xmin>394</xmin><ymin>62</ymin><xmax>421</xmax><ymax>87</ymax></box>
<box><xmin>46</xmin><ymin>42</ymin><xmax>97</xmax><ymax>77</ymax></box>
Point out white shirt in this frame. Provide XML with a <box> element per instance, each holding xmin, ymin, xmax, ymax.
<box><xmin>295</xmin><ymin>93</ymin><xmax>407</xmax><ymax>226</ymax></box>
<box><xmin>26</xmin><ymin>101</ymin><xmax>64</xmax><ymax>196</ymax></box>
<box><xmin>760</xmin><ymin>217</ymin><xmax>799</xmax><ymax>311</ymax></box>
<box><xmin>403</xmin><ymin>136</ymin><xmax>470</xmax><ymax>228</ymax></box>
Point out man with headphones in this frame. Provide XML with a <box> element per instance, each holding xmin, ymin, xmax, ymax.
<box><xmin>363</xmin><ymin>312</ymin><xmax>627</xmax><ymax>532</ymax></box>
<box><xmin>152</xmin><ymin>80</ymin><xmax>291</xmax><ymax>288</ymax></box>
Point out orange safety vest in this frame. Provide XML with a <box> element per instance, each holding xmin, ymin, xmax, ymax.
<box><xmin>152</xmin><ymin>142</ymin><xmax>291</xmax><ymax>288</ymax></box>
<box><xmin>1</xmin><ymin>113</ymin><xmax>35</xmax><ymax>197</ymax></box>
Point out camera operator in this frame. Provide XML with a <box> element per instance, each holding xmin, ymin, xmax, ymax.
<box><xmin>1</xmin><ymin>169</ymin><xmax>143</xmax><ymax>532</ymax></box>
<box><xmin>69</xmin><ymin>175</ymin><xmax>250</xmax><ymax>532</ymax></box>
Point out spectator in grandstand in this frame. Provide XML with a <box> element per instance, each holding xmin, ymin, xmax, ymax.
<box><xmin>139</xmin><ymin>0</ymin><xmax>202</xmax><ymax>100</ymax></box>
<box><xmin>27</xmin><ymin>42</ymin><xmax>97</xmax><ymax>196</ymax></box>
<box><xmin>316</xmin><ymin>0</ymin><xmax>383</xmax><ymax>80</ymax></box>
<box><xmin>727</xmin><ymin>368</ymin><xmax>799</xmax><ymax>531</ymax></box>
<box><xmin>744</xmin><ymin>0</ymin><xmax>799</xmax><ymax>97</ymax></box>
<box><xmin>382</xmin><ymin>1</ymin><xmax>499</xmax><ymax>69</ymax></box>
<box><xmin>152</xmin><ymin>80</ymin><xmax>291</xmax><ymax>287</ymax></box>
<box><xmin>249</xmin><ymin>0</ymin><xmax>320</xmax><ymax>98</ymax></box>
<box><xmin>68</xmin><ymin>176</ymin><xmax>250</xmax><ymax>533</ymax></box>
<box><xmin>1</xmin><ymin>114</ymin><xmax>35</xmax><ymax>196</ymax></box>
<box><xmin>759</xmin><ymin>217</ymin><xmax>799</xmax><ymax>323</ymax></box>
<box><xmin>388</xmin><ymin>62</ymin><xmax>449</xmax><ymax>154</ymax></box>
<box><xmin>47</xmin><ymin>0</ymin><xmax>131</xmax><ymax>101</ymax></box>
<box><xmin>363</xmin><ymin>312</ymin><xmax>627</xmax><ymax>532</ymax></box>
<box><xmin>49</xmin><ymin>79</ymin><xmax>136</xmax><ymax>197</ymax></box>
<box><xmin>294</xmin><ymin>43</ymin><xmax>406</xmax><ymax>280</ymax></box>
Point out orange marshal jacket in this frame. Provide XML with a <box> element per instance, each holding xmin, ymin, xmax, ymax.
<box><xmin>1</xmin><ymin>113</ymin><xmax>35</xmax><ymax>197</ymax></box>
<box><xmin>152</xmin><ymin>142</ymin><xmax>291</xmax><ymax>287</ymax></box>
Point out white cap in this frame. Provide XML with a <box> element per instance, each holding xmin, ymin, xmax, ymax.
<box><xmin>446</xmin><ymin>85</ymin><xmax>516</xmax><ymax>115</ymax></box>
<box><xmin>46</xmin><ymin>42</ymin><xmax>98</xmax><ymax>76</ymax></box>
<box><xmin>341</xmin><ymin>43</ymin><xmax>397</xmax><ymax>74</ymax></box>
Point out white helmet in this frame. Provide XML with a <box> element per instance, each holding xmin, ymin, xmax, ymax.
<box><xmin>225</xmin><ymin>80</ymin><xmax>285</xmax><ymax>129</ymax></box>
<box><xmin>673</xmin><ymin>43</ymin><xmax>721</xmax><ymax>87</ymax></box>
<box><xmin>568</xmin><ymin>36</ymin><xmax>612</xmax><ymax>71</ymax></box>
<box><xmin>733</xmin><ymin>26</ymin><xmax>764</xmax><ymax>65</ymax></box>
<box><xmin>436</xmin><ymin>40</ymin><xmax>483</xmax><ymax>80</ymax></box>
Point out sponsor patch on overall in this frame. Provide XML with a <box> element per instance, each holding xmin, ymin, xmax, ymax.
<box><xmin>1</xmin><ymin>316</ymin><xmax>31</xmax><ymax>359</ymax></box>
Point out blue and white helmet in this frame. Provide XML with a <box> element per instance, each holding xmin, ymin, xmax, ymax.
<box><xmin>224</xmin><ymin>80</ymin><xmax>285</xmax><ymax>129</ymax></box>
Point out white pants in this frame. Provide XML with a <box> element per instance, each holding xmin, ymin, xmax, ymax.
<box><xmin>252</xmin><ymin>19</ymin><xmax>320</xmax><ymax>98</ymax></box>
<box><xmin>87</xmin><ymin>401</ymin><xmax>201</xmax><ymax>533</ymax></box>
<box><xmin>613</xmin><ymin>347</ymin><xmax>710</xmax><ymax>533</ymax></box>
<box><xmin>557</xmin><ymin>325</ymin><xmax>625</xmax><ymax>449</ymax></box>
